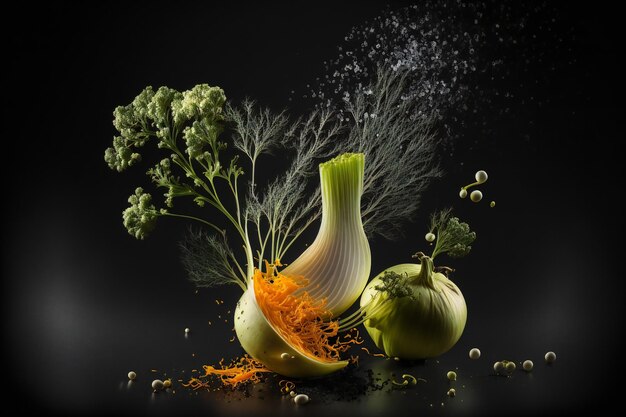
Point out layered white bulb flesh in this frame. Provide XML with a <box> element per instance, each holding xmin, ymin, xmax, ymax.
<box><xmin>282</xmin><ymin>153</ymin><xmax>371</xmax><ymax>316</ymax></box>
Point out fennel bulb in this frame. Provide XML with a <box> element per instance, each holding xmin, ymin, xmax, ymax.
<box><xmin>359</xmin><ymin>210</ymin><xmax>475</xmax><ymax>359</ymax></box>
<box><xmin>360</xmin><ymin>259</ymin><xmax>467</xmax><ymax>359</ymax></box>
<box><xmin>235</xmin><ymin>153</ymin><xmax>369</xmax><ymax>377</ymax></box>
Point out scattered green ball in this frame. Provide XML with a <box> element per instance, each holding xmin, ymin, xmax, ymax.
<box><xmin>294</xmin><ymin>394</ymin><xmax>310</xmax><ymax>405</ymax></box>
<box><xmin>128</xmin><ymin>371</ymin><xmax>137</xmax><ymax>381</ymax></box>
<box><xmin>425</xmin><ymin>232</ymin><xmax>436</xmax><ymax>242</ymax></box>
<box><xmin>459</xmin><ymin>188</ymin><xmax>468</xmax><ymax>198</ymax></box>
<box><xmin>152</xmin><ymin>379</ymin><xmax>164</xmax><ymax>391</ymax></box>
<box><xmin>470</xmin><ymin>190</ymin><xmax>483</xmax><ymax>202</ymax></box>
<box><xmin>505</xmin><ymin>362</ymin><xmax>516</xmax><ymax>372</ymax></box>
<box><xmin>523</xmin><ymin>360</ymin><xmax>533</xmax><ymax>371</ymax></box>
<box><xmin>469</xmin><ymin>348</ymin><xmax>481</xmax><ymax>360</ymax></box>
<box><xmin>545</xmin><ymin>351</ymin><xmax>557</xmax><ymax>363</ymax></box>
<box><xmin>447</xmin><ymin>388</ymin><xmax>456</xmax><ymax>397</ymax></box>
<box><xmin>490</xmin><ymin>201</ymin><xmax>496</xmax><ymax>208</ymax></box>
<box><xmin>493</xmin><ymin>361</ymin><xmax>504</xmax><ymax>373</ymax></box>
<box><xmin>446</xmin><ymin>371</ymin><xmax>457</xmax><ymax>381</ymax></box>
<box><xmin>475</xmin><ymin>170</ymin><xmax>488</xmax><ymax>183</ymax></box>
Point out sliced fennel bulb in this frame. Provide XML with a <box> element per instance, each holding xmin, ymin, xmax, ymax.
<box><xmin>283</xmin><ymin>153</ymin><xmax>371</xmax><ymax>316</ymax></box>
<box><xmin>234</xmin><ymin>280</ymin><xmax>349</xmax><ymax>378</ymax></box>
<box><xmin>234</xmin><ymin>153</ymin><xmax>369</xmax><ymax>376</ymax></box>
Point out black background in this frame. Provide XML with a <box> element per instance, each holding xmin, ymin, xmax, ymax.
<box><xmin>3</xmin><ymin>2</ymin><xmax>623</xmax><ymax>416</ymax></box>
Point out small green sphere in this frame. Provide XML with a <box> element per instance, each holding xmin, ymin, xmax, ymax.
<box><xmin>470</xmin><ymin>190</ymin><xmax>483</xmax><ymax>202</ymax></box>
<box><xmin>505</xmin><ymin>362</ymin><xmax>516</xmax><ymax>372</ymax></box>
<box><xmin>294</xmin><ymin>394</ymin><xmax>310</xmax><ymax>405</ymax></box>
<box><xmin>545</xmin><ymin>351</ymin><xmax>557</xmax><ymax>363</ymax></box>
<box><xmin>523</xmin><ymin>360</ymin><xmax>534</xmax><ymax>371</ymax></box>
<box><xmin>469</xmin><ymin>348</ymin><xmax>481</xmax><ymax>360</ymax></box>
<box><xmin>152</xmin><ymin>379</ymin><xmax>164</xmax><ymax>391</ymax></box>
<box><xmin>475</xmin><ymin>170</ymin><xmax>488</xmax><ymax>183</ymax></box>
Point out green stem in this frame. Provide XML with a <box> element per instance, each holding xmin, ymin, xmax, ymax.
<box><xmin>147</xmin><ymin>119</ymin><xmax>253</xmax><ymax>285</ymax></box>
<box><xmin>232</xmin><ymin>279</ymin><xmax>246</xmax><ymax>292</ymax></box>
<box><xmin>337</xmin><ymin>300</ymin><xmax>388</xmax><ymax>331</ymax></box>
<box><xmin>276</xmin><ymin>220</ymin><xmax>294</xmax><ymax>261</ymax></box>
<box><xmin>270</xmin><ymin>219</ymin><xmax>276</xmax><ymax>262</ymax></box>
<box><xmin>408</xmin><ymin>254</ymin><xmax>436</xmax><ymax>290</ymax></box>
<box><xmin>339</xmin><ymin>307</ymin><xmax>366</xmax><ymax>323</ymax></box>
<box><xmin>337</xmin><ymin>291</ymin><xmax>387</xmax><ymax>329</ymax></box>
<box><xmin>255</xmin><ymin>217</ymin><xmax>265</xmax><ymax>271</ymax></box>
<box><xmin>277</xmin><ymin>215</ymin><xmax>317</xmax><ymax>261</ymax></box>
<box><xmin>227</xmin><ymin>250</ymin><xmax>247</xmax><ymax>286</ymax></box>
<box><xmin>251</xmin><ymin>158</ymin><xmax>257</xmax><ymax>196</ymax></box>
<box><xmin>244</xmin><ymin>222</ymin><xmax>255</xmax><ymax>280</ymax></box>
<box><xmin>224</xmin><ymin>263</ymin><xmax>246</xmax><ymax>292</ymax></box>
<box><xmin>259</xmin><ymin>226</ymin><xmax>272</xmax><ymax>270</ymax></box>
<box><xmin>208</xmin><ymin>178</ymin><xmax>246</xmax><ymax>239</ymax></box>
<box><xmin>160</xmin><ymin>212</ymin><xmax>223</xmax><ymax>234</ymax></box>
<box><xmin>233</xmin><ymin>176</ymin><xmax>241</xmax><ymax>226</ymax></box>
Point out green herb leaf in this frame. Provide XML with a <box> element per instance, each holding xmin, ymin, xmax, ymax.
<box><xmin>429</xmin><ymin>208</ymin><xmax>476</xmax><ymax>259</ymax></box>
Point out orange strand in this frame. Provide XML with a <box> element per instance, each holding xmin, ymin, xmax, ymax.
<box><xmin>184</xmin><ymin>262</ymin><xmax>363</xmax><ymax>391</ymax></box>
<box><xmin>360</xmin><ymin>346</ymin><xmax>387</xmax><ymax>358</ymax></box>
<box><xmin>253</xmin><ymin>262</ymin><xmax>362</xmax><ymax>363</ymax></box>
<box><xmin>183</xmin><ymin>355</ymin><xmax>271</xmax><ymax>390</ymax></box>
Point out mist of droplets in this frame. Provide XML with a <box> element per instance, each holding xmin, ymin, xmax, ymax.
<box><xmin>303</xmin><ymin>0</ymin><xmax>577</xmax><ymax>151</ymax></box>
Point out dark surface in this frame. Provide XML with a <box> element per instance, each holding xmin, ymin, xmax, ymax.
<box><xmin>2</xmin><ymin>2</ymin><xmax>623</xmax><ymax>416</ymax></box>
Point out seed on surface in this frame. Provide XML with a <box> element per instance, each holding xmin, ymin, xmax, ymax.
<box><xmin>294</xmin><ymin>394</ymin><xmax>310</xmax><ymax>405</ymax></box>
<box><xmin>493</xmin><ymin>361</ymin><xmax>504</xmax><ymax>373</ymax></box>
<box><xmin>447</xmin><ymin>388</ymin><xmax>456</xmax><ymax>397</ymax></box>
<box><xmin>289</xmin><ymin>391</ymin><xmax>297</xmax><ymax>398</ymax></box>
<box><xmin>163</xmin><ymin>379</ymin><xmax>172</xmax><ymax>388</ymax></box>
<box><xmin>446</xmin><ymin>371</ymin><xmax>457</xmax><ymax>381</ymax></box>
<box><xmin>281</xmin><ymin>352</ymin><xmax>291</xmax><ymax>360</ymax></box>
<box><xmin>184</xmin><ymin>327</ymin><xmax>190</xmax><ymax>334</ymax></box>
<box><xmin>522</xmin><ymin>360</ymin><xmax>533</xmax><ymax>371</ymax></box>
<box><xmin>459</xmin><ymin>188</ymin><xmax>468</xmax><ymax>198</ymax></box>
<box><xmin>128</xmin><ymin>371</ymin><xmax>137</xmax><ymax>381</ymax></box>
<box><xmin>505</xmin><ymin>362</ymin><xmax>516</xmax><ymax>372</ymax></box>
<box><xmin>425</xmin><ymin>232</ymin><xmax>436</xmax><ymax>242</ymax></box>
<box><xmin>152</xmin><ymin>379</ymin><xmax>164</xmax><ymax>391</ymax></box>
<box><xmin>469</xmin><ymin>348</ymin><xmax>481</xmax><ymax>360</ymax></box>
<box><xmin>402</xmin><ymin>374</ymin><xmax>418</xmax><ymax>385</ymax></box>
<box><xmin>490</xmin><ymin>201</ymin><xmax>496</xmax><ymax>207</ymax></box>
<box><xmin>545</xmin><ymin>351</ymin><xmax>556</xmax><ymax>363</ymax></box>
<box><xmin>470</xmin><ymin>190</ymin><xmax>483</xmax><ymax>202</ymax></box>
